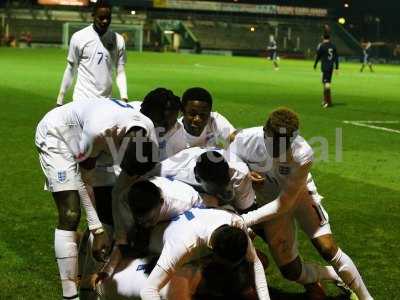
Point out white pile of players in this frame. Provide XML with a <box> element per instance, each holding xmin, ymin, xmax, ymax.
<box><xmin>35</xmin><ymin>1</ymin><xmax>373</xmax><ymax>300</ymax></box>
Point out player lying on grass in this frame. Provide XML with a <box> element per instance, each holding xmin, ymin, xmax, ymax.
<box><xmin>229</xmin><ymin>107</ymin><xmax>373</xmax><ymax>300</ymax></box>
<box><xmin>139</xmin><ymin>207</ymin><xmax>270</xmax><ymax>300</ymax></box>
<box><xmin>147</xmin><ymin>147</ymin><xmax>257</xmax><ymax>213</ymax></box>
<box><xmin>95</xmin><ymin>245</ymin><xmax>258</xmax><ymax>299</ymax></box>
<box><xmin>35</xmin><ymin>98</ymin><xmax>156</xmax><ymax>300</ymax></box>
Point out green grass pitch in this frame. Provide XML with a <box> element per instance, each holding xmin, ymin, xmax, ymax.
<box><xmin>0</xmin><ymin>48</ymin><xmax>399</xmax><ymax>299</ymax></box>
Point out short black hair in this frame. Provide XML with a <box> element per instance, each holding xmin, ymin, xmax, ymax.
<box><xmin>140</xmin><ymin>88</ymin><xmax>181</xmax><ymax>117</ymax></box>
<box><xmin>120</xmin><ymin>131</ymin><xmax>159</xmax><ymax>176</ymax></box>
<box><xmin>212</xmin><ymin>225</ymin><xmax>248</xmax><ymax>263</ymax></box>
<box><xmin>181</xmin><ymin>87</ymin><xmax>213</xmax><ymax>109</ymax></box>
<box><xmin>195</xmin><ymin>151</ymin><xmax>230</xmax><ymax>184</ymax></box>
<box><xmin>127</xmin><ymin>180</ymin><xmax>162</xmax><ymax>215</ymax></box>
<box><xmin>92</xmin><ymin>0</ymin><xmax>112</xmax><ymax>14</ymax></box>
<box><xmin>199</xmin><ymin>260</ymin><xmax>253</xmax><ymax>298</ymax></box>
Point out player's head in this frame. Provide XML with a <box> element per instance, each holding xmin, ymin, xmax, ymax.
<box><xmin>194</xmin><ymin>151</ymin><xmax>234</xmax><ymax>204</ymax></box>
<box><xmin>140</xmin><ymin>88</ymin><xmax>181</xmax><ymax>136</ymax></box>
<box><xmin>127</xmin><ymin>180</ymin><xmax>163</xmax><ymax>228</ymax></box>
<box><xmin>120</xmin><ymin>128</ymin><xmax>159</xmax><ymax>176</ymax></box>
<box><xmin>199</xmin><ymin>260</ymin><xmax>254</xmax><ymax>299</ymax></box>
<box><xmin>181</xmin><ymin>87</ymin><xmax>213</xmax><ymax>137</ymax></box>
<box><xmin>92</xmin><ymin>0</ymin><xmax>112</xmax><ymax>34</ymax></box>
<box><xmin>263</xmin><ymin>107</ymin><xmax>299</xmax><ymax>158</ymax></box>
<box><xmin>211</xmin><ymin>225</ymin><xmax>248</xmax><ymax>266</ymax></box>
<box><xmin>323</xmin><ymin>33</ymin><xmax>330</xmax><ymax>41</ymax></box>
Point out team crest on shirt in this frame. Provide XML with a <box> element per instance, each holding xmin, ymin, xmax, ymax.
<box><xmin>279</xmin><ymin>166</ymin><xmax>291</xmax><ymax>175</ymax></box>
<box><xmin>57</xmin><ymin>171</ymin><xmax>67</xmax><ymax>183</ymax></box>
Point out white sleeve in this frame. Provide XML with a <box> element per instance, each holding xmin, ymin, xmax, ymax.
<box><xmin>57</xmin><ymin>62</ymin><xmax>75</xmax><ymax>105</ymax></box>
<box><xmin>213</xmin><ymin>112</ymin><xmax>236</xmax><ymax>141</ymax></box>
<box><xmin>116</xmin><ymin>64</ymin><xmax>128</xmax><ymax>100</ymax></box>
<box><xmin>230</xmin><ymin>164</ymin><xmax>256</xmax><ymax>211</ymax></box>
<box><xmin>116</xmin><ymin>34</ymin><xmax>127</xmax><ymax>66</ymax></box>
<box><xmin>76</xmin><ymin>174</ymin><xmax>102</xmax><ymax>230</ymax></box>
<box><xmin>241</xmin><ymin>197</ymin><xmax>283</xmax><ymax>227</ymax></box>
<box><xmin>67</xmin><ymin>35</ymin><xmax>80</xmax><ymax>65</ymax></box>
<box><xmin>140</xmin><ymin>265</ymin><xmax>171</xmax><ymax>300</ymax></box>
<box><xmin>246</xmin><ymin>239</ymin><xmax>270</xmax><ymax>300</ymax></box>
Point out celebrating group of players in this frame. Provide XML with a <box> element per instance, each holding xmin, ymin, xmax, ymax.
<box><xmin>34</xmin><ymin>1</ymin><xmax>373</xmax><ymax>300</ymax></box>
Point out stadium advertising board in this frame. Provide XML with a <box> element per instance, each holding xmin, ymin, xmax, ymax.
<box><xmin>38</xmin><ymin>0</ymin><xmax>89</xmax><ymax>5</ymax></box>
<box><xmin>153</xmin><ymin>0</ymin><xmax>326</xmax><ymax>17</ymax></box>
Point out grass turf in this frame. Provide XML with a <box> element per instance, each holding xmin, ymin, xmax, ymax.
<box><xmin>0</xmin><ymin>48</ymin><xmax>399</xmax><ymax>299</ymax></box>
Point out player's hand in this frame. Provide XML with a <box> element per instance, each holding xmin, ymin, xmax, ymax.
<box><xmin>231</xmin><ymin>214</ymin><xmax>246</xmax><ymax>230</ymax></box>
<box><xmin>90</xmin><ymin>271</ymin><xmax>109</xmax><ymax>291</ymax></box>
<box><xmin>92</xmin><ymin>230</ymin><xmax>110</xmax><ymax>262</ymax></box>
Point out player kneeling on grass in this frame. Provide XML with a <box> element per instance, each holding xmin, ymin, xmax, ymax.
<box><xmin>230</xmin><ymin>107</ymin><xmax>373</xmax><ymax>300</ymax></box>
<box><xmin>35</xmin><ymin>98</ymin><xmax>156</xmax><ymax>300</ymax></box>
<box><xmin>95</xmin><ymin>245</ymin><xmax>259</xmax><ymax>300</ymax></box>
<box><xmin>139</xmin><ymin>207</ymin><xmax>270</xmax><ymax>300</ymax></box>
<box><xmin>148</xmin><ymin>147</ymin><xmax>257</xmax><ymax>213</ymax></box>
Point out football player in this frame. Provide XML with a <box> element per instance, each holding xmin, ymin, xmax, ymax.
<box><xmin>360</xmin><ymin>41</ymin><xmax>374</xmax><ymax>73</ymax></box>
<box><xmin>229</xmin><ymin>107</ymin><xmax>373</xmax><ymax>300</ymax></box>
<box><xmin>267</xmin><ymin>35</ymin><xmax>279</xmax><ymax>71</ymax></box>
<box><xmin>314</xmin><ymin>33</ymin><xmax>339</xmax><ymax>108</ymax></box>
<box><xmin>35</xmin><ymin>98</ymin><xmax>156</xmax><ymax>300</ymax></box>
<box><xmin>56</xmin><ymin>0</ymin><xmax>128</xmax><ymax>105</ymax></box>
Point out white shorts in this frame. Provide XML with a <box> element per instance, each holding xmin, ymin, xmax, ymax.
<box><xmin>257</xmin><ymin>177</ymin><xmax>331</xmax><ymax>266</ymax></box>
<box><xmin>35</xmin><ymin>121</ymin><xmax>81</xmax><ymax>192</ymax></box>
<box><xmin>100</xmin><ymin>256</ymin><xmax>168</xmax><ymax>300</ymax></box>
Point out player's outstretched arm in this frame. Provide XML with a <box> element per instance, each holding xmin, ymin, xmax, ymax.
<box><xmin>141</xmin><ymin>265</ymin><xmax>172</xmax><ymax>300</ymax></box>
<box><xmin>116</xmin><ymin>64</ymin><xmax>128</xmax><ymax>101</ymax></box>
<box><xmin>241</xmin><ymin>162</ymin><xmax>311</xmax><ymax>226</ymax></box>
<box><xmin>246</xmin><ymin>237</ymin><xmax>271</xmax><ymax>300</ymax></box>
<box><xmin>57</xmin><ymin>61</ymin><xmax>75</xmax><ymax>106</ymax></box>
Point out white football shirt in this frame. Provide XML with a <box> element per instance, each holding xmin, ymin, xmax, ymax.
<box><xmin>37</xmin><ymin>99</ymin><xmax>156</xmax><ymax>161</ymax></box>
<box><xmin>160</xmin><ymin>112</ymin><xmax>235</xmax><ymax>158</ymax></box>
<box><xmin>147</xmin><ymin>147</ymin><xmax>255</xmax><ymax>211</ymax></box>
<box><xmin>228</xmin><ymin>127</ymin><xmax>314</xmax><ymax>194</ymax></box>
<box><xmin>154</xmin><ymin>208</ymin><xmax>245</xmax><ymax>273</ymax></box>
<box><xmin>113</xmin><ymin>176</ymin><xmax>204</xmax><ymax>244</ymax></box>
<box><xmin>68</xmin><ymin>25</ymin><xmax>126</xmax><ymax>101</ymax></box>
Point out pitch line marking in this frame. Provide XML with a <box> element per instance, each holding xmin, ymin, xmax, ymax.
<box><xmin>343</xmin><ymin>120</ymin><xmax>400</xmax><ymax>134</ymax></box>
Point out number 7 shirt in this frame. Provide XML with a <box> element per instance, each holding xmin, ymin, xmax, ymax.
<box><xmin>68</xmin><ymin>25</ymin><xmax>126</xmax><ymax>101</ymax></box>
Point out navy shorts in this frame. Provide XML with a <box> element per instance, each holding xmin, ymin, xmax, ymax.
<box><xmin>322</xmin><ymin>69</ymin><xmax>333</xmax><ymax>83</ymax></box>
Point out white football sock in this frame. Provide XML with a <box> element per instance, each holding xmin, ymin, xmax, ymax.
<box><xmin>330</xmin><ymin>248</ymin><xmax>373</xmax><ymax>300</ymax></box>
<box><xmin>297</xmin><ymin>262</ymin><xmax>341</xmax><ymax>284</ymax></box>
<box><xmin>55</xmin><ymin>229</ymin><xmax>79</xmax><ymax>300</ymax></box>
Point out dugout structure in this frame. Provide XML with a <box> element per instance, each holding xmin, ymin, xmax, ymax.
<box><xmin>62</xmin><ymin>22</ymin><xmax>143</xmax><ymax>51</ymax></box>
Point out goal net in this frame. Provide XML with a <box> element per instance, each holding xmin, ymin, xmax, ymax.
<box><xmin>62</xmin><ymin>22</ymin><xmax>143</xmax><ymax>52</ymax></box>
